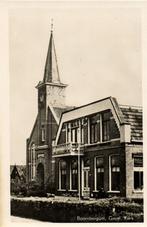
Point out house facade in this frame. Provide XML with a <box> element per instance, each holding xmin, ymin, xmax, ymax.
<box><xmin>53</xmin><ymin>98</ymin><xmax>143</xmax><ymax>198</ymax></box>
<box><xmin>26</xmin><ymin>28</ymin><xmax>143</xmax><ymax>198</ymax></box>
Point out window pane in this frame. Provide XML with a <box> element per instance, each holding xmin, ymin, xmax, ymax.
<box><xmin>97</xmin><ymin>172</ymin><xmax>104</xmax><ymax>190</ymax></box>
<box><xmin>90</xmin><ymin>114</ymin><xmax>101</xmax><ymax>143</ymax></box>
<box><xmin>61</xmin><ymin>173</ymin><xmax>66</xmax><ymax>189</ymax></box>
<box><xmin>84</xmin><ymin>158</ymin><xmax>90</xmax><ymax>167</ymax></box>
<box><xmin>134</xmin><ymin>171</ymin><xmax>143</xmax><ymax>190</ymax></box>
<box><xmin>96</xmin><ymin>157</ymin><xmax>104</xmax><ymax>168</ymax></box>
<box><xmin>111</xmin><ymin>172</ymin><xmax>120</xmax><ymax>191</ymax></box>
<box><xmin>71</xmin><ymin>159</ymin><xmax>78</xmax><ymax>190</ymax></box>
<box><xmin>96</xmin><ymin>157</ymin><xmax>104</xmax><ymax>190</ymax></box>
<box><xmin>103</xmin><ymin>121</ymin><xmax>110</xmax><ymax>141</ymax></box>
<box><xmin>60</xmin><ymin>160</ymin><xmax>67</xmax><ymax>189</ymax></box>
<box><xmin>102</xmin><ymin>111</ymin><xmax>110</xmax><ymax>142</ymax></box>
<box><xmin>111</xmin><ymin>155</ymin><xmax>120</xmax><ymax>191</ymax></box>
<box><xmin>134</xmin><ymin>157</ymin><xmax>143</xmax><ymax>167</ymax></box>
<box><xmin>60</xmin><ymin>160</ymin><xmax>67</xmax><ymax>169</ymax></box>
<box><xmin>72</xmin><ymin>172</ymin><xmax>78</xmax><ymax>190</ymax></box>
<box><xmin>111</xmin><ymin>155</ymin><xmax>120</xmax><ymax>167</ymax></box>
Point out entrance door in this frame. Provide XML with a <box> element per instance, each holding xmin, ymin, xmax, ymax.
<box><xmin>83</xmin><ymin>167</ymin><xmax>90</xmax><ymax>197</ymax></box>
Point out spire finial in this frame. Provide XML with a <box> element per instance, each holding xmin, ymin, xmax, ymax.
<box><xmin>51</xmin><ymin>18</ymin><xmax>53</xmax><ymax>33</ymax></box>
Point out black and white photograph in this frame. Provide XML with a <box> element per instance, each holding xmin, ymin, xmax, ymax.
<box><xmin>0</xmin><ymin>0</ymin><xmax>145</xmax><ymax>225</ymax></box>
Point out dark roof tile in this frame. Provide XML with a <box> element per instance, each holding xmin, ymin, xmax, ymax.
<box><xmin>120</xmin><ymin>105</ymin><xmax>142</xmax><ymax>141</ymax></box>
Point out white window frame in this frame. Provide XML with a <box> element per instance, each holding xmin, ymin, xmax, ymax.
<box><xmin>109</xmin><ymin>155</ymin><xmax>120</xmax><ymax>192</ymax></box>
<box><xmin>58</xmin><ymin>160</ymin><xmax>66</xmax><ymax>191</ymax></box>
<box><xmin>69</xmin><ymin>160</ymin><xmax>78</xmax><ymax>191</ymax></box>
<box><xmin>133</xmin><ymin>156</ymin><xmax>143</xmax><ymax>192</ymax></box>
<box><xmin>94</xmin><ymin>156</ymin><xmax>104</xmax><ymax>191</ymax></box>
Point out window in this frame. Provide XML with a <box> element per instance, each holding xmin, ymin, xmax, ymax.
<box><xmin>110</xmin><ymin>155</ymin><xmax>120</xmax><ymax>191</ymax></box>
<box><xmin>95</xmin><ymin>157</ymin><xmax>104</xmax><ymax>190</ymax></box>
<box><xmin>133</xmin><ymin>155</ymin><xmax>143</xmax><ymax>190</ymax></box>
<box><xmin>59</xmin><ymin>160</ymin><xmax>67</xmax><ymax>190</ymax></box>
<box><xmin>90</xmin><ymin>114</ymin><xmax>101</xmax><ymax>143</ymax></box>
<box><xmin>71</xmin><ymin>159</ymin><xmax>78</xmax><ymax>190</ymax></box>
<box><xmin>31</xmin><ymin>144</ymin><xmax>36</xmax><ymax>180</ymax></box>
<box><xmin>71</xmin><ymin>121</ymin><xmax>79</xmax><ymax>143</ymax></box>
<box><xmin>102</xmin><ymin>112</ymin><xmax>110</xmax><ymax>142</ymax></box>
<box><xmin>41</xmin><ymin>128</ymin><xmax>45</xmax><ymax>142</ymax></box>
<box><xmin>80</xmin><ymin>120</ymin><xmax>84</xmax><ymax>144</ymax></box>
<box><xmin>83</xmin><ymin>158</ymin><xmax>90</xmax><ymax>189</ymax></box>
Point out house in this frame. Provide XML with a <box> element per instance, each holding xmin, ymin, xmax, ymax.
<box><xmin>26</xmin><ymin>27</ymin><xmax>143</xmax><ymax>198</ymax></box>
<box><xmin>53</xmin><ymin>97</ymin><xmax>143</xmax><ymax>198</ymax></box>
<box><xmin>10</xmin><ymin>165</ymin><xmax>26</xmax><ymax>194</ymax></box>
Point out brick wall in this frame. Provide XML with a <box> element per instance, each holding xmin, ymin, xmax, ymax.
<box><xmin>54</xmin><ymin>141</ymin><xmax>126</xmax><ymax>197</ymax></box>
<box><xmin>125</xmin><ymin>144</ymin><xmax>143</xmax><ymax>198</ymax></box>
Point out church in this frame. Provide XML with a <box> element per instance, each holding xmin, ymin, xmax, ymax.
<box><xmin>26</xmin><ymin>27</ymin><xmax>143</xmax><ymax>199</ymax></box>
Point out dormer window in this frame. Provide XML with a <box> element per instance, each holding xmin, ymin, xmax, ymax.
<box><xmin>90</xmin><ymin>114</ymin><xmax>101</xmax><ymax>143</ymax></box>
<box><xmin>102</xmin><ymin>111</ymin><xmax>110</xmax><ymax>142</ymax></box>
<box><xmin>71</xmin><ymin>121</ymin><xmax>79</xmax><ymax>143</ymax></box>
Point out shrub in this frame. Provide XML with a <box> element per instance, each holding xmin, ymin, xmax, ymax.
<box><xmin>11</xmin><ymin>197</ymin><xmax>143</xmax><ymax>222</ymax></box>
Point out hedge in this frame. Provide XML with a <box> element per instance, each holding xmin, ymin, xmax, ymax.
<box><xmin>11</xmin><ymin>197</ymin><xmax>143</xmax><ymax>222</ymax></box>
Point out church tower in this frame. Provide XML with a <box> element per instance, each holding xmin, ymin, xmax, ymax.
<box><xmin>36</xmin><ymin>26</ymin><xmax>67</xmax><ymax>147</ymax></box>
<box><xmin>26</xmin><ymin>24</ymin><xmax>67</xmax><ymax>192</ymax></box>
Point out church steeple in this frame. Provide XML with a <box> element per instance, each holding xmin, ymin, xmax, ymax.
<box><xmin>43</xmin><ymin>23</ymin><xmax>61</xmax><ymax>84</ymax></box>
<box><xmin>36</xmin><ymin>23</ymin><xmax>67</xmax><ymax>108</ymax></box>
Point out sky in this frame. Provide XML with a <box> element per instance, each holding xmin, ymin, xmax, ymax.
<box><xmin>9</xmin><ymin>6</ymin><xmax>142</xmax><ymax>165</ymax></box>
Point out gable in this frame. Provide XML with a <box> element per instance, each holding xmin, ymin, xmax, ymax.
<box><xmin>55</xmin><ymin>97</ymin><xmax>122</xmax><ymax>144</ymax></box>
<box><xmin>27</xmin><ymin>115</ymin><xmax>38</xmax><ymax>146</ymax></box>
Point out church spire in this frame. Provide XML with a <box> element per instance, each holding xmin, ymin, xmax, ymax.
<box><xmin>43</xmin><ymin>21</ymin><xmax>61</xmax><ymax>84</ymax></box>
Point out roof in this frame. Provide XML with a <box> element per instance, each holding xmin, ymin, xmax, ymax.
<box><xmin>120</xmin><ymin>105</ymin><xmax>142</xmax><ymax>141</ymax></box>
<box><xmin>55</xmin><ymin>97</ymin><xmax>122</xmax><ymax>143</ymax></box>
<box><xmin>55</xmin><ymin>96</ymin><xmax>142</xmax><ymax>143</ymax></box>
<box><xmin>53</xmin><ymin>106</ymin><xmax>76</xmax><ymax>121</ymax></box>
<box><xmin>10</xmin><ymin>165</ymin><xmax>26</xmax><ymax>178</ymax></box>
